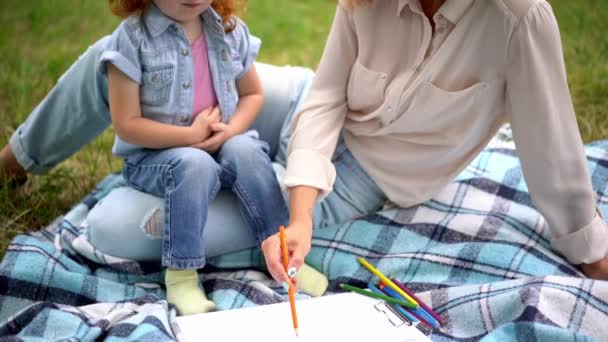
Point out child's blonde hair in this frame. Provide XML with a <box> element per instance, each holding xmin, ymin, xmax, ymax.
<box><xmin>108</xmin><ymin>0</ymin><xmax>244</xmax><ymax>33</ymax></box>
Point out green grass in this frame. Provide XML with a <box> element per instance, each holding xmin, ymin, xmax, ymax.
<box><xmin>0</xmin><ymin>1</ymin><xmax>607</xmax><ymax>257</ymax></box>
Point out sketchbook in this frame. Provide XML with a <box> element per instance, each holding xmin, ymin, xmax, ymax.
<box><xmin>176</xmin><ymin>292</ymin><xmax>432</xmax><ymax>341</ymax></box>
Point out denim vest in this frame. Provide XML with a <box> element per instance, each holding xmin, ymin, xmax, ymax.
<box><xmin>98</xmin><ymin>4</ymin><xmax>261</xmax><ymax>157</ymax></box>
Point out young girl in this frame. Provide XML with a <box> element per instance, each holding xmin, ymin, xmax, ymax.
<box><xmin>102</xmin><ymin>0</ymin><xmax>326</xmax><ymax>315</ymax></box>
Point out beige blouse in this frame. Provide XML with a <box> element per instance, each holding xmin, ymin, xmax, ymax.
<box><xmin>284</xmin><ymin>0</ymin><xmax>608</xmax><ymax>264</ymax></box>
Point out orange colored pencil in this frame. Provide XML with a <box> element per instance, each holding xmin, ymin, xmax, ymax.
<box><xmin>279</xmin><ymin>226</ymin><xmax>299</xmax><ymax>336</ymax></box>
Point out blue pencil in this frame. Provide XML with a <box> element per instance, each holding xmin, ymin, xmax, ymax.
<box><xmin>367</xmin><ymin>283</ymin><xmax>418</xmax><ymax>323</ymax></box>
<box><xmin>382</xmin><ymin>285</ymin><xmax>442</xmax><ymax>330</ymax></box>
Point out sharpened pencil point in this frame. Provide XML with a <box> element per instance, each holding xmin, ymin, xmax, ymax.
<box><xmin>295</xmin><ymin>328</ymin><xmax>299</xmax><ymax>336</ymax></box>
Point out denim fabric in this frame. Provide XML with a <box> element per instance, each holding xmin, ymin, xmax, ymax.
<box><xmin>87</xmin><ymin>64</ymin><xmax>317</xmax><ymax>260</ymax></box>
<box><xmin>216</xmin><ymin>133</ymin><xmax>289</xmax><ymax>244</ymax></box>
<box><xmin>122</xmin><ymin>131</ymin><xmax>287</xmax><ymax>269</ymax></box>
<box><xmin>98</xmin><ymin>3</ymin><xmax>261</xmax><ymax>157</ymax></box>
<box><xmin>311</xmin><ymin>137</ymin><xmax>387</xmax><ymax>228</ymax></box>
<box><xmin>10</xmin><ymin>37</ymin><xmax>112</xmax><ymax>173</ymax></box>
<box><xmin>9</xmin><ymin>30</ymin><xmax>385</xmax><ymax>261</ymax></box>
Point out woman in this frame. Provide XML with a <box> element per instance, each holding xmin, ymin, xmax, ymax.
<box><xmin>259</xmin><ymin>0</ymin><xmax>608</xmax><ymax>283</ymax></box>
<box><xmin>2</xmin><ymin>0</ymin><xmax>607</xmax><ymax>285</ymax></box>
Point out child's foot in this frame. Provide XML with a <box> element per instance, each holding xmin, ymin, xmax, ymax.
<box><xmin>294</xmin><ymin>264</ymin><xmax>328</xmax><ymax>297</ymax></box>
<box><xmin>165</xmin><ymin>269</ymin><xmax>217</xmax><ymax>315</ymax></box>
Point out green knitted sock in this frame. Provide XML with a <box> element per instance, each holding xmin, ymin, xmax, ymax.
<box><xmin>294</xmin><ymin>264</ymin><xmax>329</xmax><ymax>297</ymax></box>
<box><xmin>165</xmin><ymin>269</ymin><xmax>216</xmax><ymax>316</ymax></box>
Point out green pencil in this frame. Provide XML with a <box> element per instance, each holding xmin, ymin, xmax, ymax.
<box><xmin>340</xmin><ymin>283</ymin><xmax>418</xmax><ymax>309</ymax></box>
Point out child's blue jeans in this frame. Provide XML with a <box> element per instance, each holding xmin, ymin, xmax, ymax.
<box><xmin>122</xmin><ymin>132</ymin><xmax>287</xmax><ymax>269</ymax></box>
<box><xmin>9</xmin><ymin>36</ymin><xmax>387</xmax><ymax>262</ymax></box>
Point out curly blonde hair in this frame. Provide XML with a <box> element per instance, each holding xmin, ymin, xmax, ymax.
<box><xmin>108</xmin><ymin>0</ymin><xmax>244</xmax><ymax>33</ymax></box>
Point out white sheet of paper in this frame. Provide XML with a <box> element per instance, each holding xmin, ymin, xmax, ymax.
<box><xmin>176</xmin><ymin>292</ymin><xmax>432</xmax><ymax>341</ymax></box>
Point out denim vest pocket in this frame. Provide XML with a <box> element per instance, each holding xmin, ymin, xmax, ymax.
<box><xmin>140</xmin><ymin>64</ymin><xmax>174</xmax><ymax>106</ymax></box>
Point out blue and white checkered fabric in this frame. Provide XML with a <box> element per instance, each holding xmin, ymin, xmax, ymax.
<box><xmin>1</xmin><ymin>125</ymin><xmax>607</xmax><ymax>341</ymax></box>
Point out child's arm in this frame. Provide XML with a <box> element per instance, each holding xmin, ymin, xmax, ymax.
<box><xmin>226</xmin><ymin>65</ymin><xmax>264</xmax><ymax>135</ymax></box>
<box><xmin>192</xmin><ymin>65</ymin><xmax>263</xmax><ymax>152</ymax></box>
<box><xmin>108</xmin><ymin>64</ymin><xmax>215</xmax><ymax>148</ymax></box>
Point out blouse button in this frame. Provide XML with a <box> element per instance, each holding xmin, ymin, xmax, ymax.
<box><xmin>151</xmin><ymin>73</ymin><xmax>161</xmax><ymax>84</ymax></box>
<box><xmin>181</xmin><ymin>48</ymin><xmax>189</xmax><ymax>56</ymax></box>
<box><xmin>182</xmin><ymin>81</ymin><xmax>191</xmax><ymax>89</ymax></box>
<box><xmin>180</xmin><ymin>116</ymin><xmax>189</xmax><ymax>124</ymax></box>
<box><xmin>221</xmin><ymin>50</ymin><xmax>228</xmax><ymax>62</ymax></box>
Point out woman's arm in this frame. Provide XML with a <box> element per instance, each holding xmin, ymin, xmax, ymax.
<box><xmin>283</xmin><ymin>3</ymin><xmax>357</xmax><ymax>200</ymax></box>
<box><xmin>107</xmin><ymin>64</ymin><xmax>214</xmax><ymax>148</ymax></box>
<box><xmin>506</xmin><ymin>2</ymin><xmax>608</xmax><ymax>274</ymax></box>
<box><xmin>262</xmin><ymin>4</ymin><xmax>358</xmax><ymax>284</ymax></box>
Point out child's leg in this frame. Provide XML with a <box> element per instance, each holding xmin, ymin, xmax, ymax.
<box><xmin>216</xmin><ymin>133</ymin><xmax>288</xmax><ymax>244</ymax></box>
<box><xmin>216</xmin><ymin>133</ymin><xmax>328</xmax><ymax>296</ymax></box>
<box><xmin>122</xmin><ymin>147</ymin><xmax>221</xmax><ymax>314</ymax></box>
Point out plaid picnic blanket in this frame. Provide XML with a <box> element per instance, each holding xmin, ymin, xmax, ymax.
<box><xmin>1</xmin><ymin>125</ymin><xmax>607</xmax><ymax>341</ymax></box>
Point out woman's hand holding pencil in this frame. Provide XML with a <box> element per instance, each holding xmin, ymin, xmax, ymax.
<box><xmin>279</xmin><ymin>226</ymin><xmax>299</xmax><ymax>336</ymax></box>
<box><xmin>261</xmin><ymin>221</ymin><xmax>312</xmax><ymax>287</ymax></box>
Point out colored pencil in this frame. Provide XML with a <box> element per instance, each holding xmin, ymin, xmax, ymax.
<box><xmin>357</xmin><ymin>258</ymin><xmax>419</xmax><ymax>308</ymax></box>
<box><xmin>382</xmin><ymin>300</ymin><xmax>414</xmax><ymax>325</ymax></box>
<box><xmin>367</xmin><ymin>283</ymin><xmax>419</xmax><ymax>323</ymax></box>
<box><xmin>279</xmin><ymin>226</ymin><xmax>298</xmax><ymax>336</ymax></box>
<box><xmin>380</xmin><ymin>283</ymin><xmax>436</xmax><ymax>325</ymax></box>
<box><xmin>380</xmin><ymin>283</ymin><xmax>440</xmax><ymax>330</ymax></box>
<box><xmin>340</xmin><ymin>283</ymin><xmax>418</xmax><ymax>308</ymax></box>
<box><xmin>391</xmin><ymin>278</ymin><xmax>444</xmax><ymax>325</ymax></box>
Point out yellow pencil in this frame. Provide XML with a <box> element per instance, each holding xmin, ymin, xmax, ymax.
<box><xmin>358</xmin><ymin>257</ymin><xmax>419</xmax><ymax>308</ymax></box>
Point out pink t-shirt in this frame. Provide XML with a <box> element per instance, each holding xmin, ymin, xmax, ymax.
<box><xmin>191</xmin><ymin>34</ymin><xmax>217</xmax><ymax>117</ymax></box>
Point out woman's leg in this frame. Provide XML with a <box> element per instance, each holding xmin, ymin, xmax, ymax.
<box><xmin>87</xmin><ymin>63</ymin><xmax>316</xmax><ymax>261</ymax></box>
<box><xmin>274</xmin><ymin>94</ymin><xmax>386</xmax><ymax>227</ymax></box>
<box><xmin>252</xmin><ymin>63</ymin><xmax>316</xmax><ymax>161</ymax></box>
<box><xmin>87</xmin><ymin>186</ymin><xmax>258</xmax><ymax>260</ymax></box>
<box><xmin>313</xmin><ymin>139</ymin><xmax>387</xmax><ymax>228</ymax></box>
<box><xmin>5</xmin><ymin>36</ymin><xmax>112</xmax><ymax>175</ymax></box>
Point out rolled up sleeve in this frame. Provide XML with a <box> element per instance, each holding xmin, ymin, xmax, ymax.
<box><xmin>284</xmin><ymin>4</ymin><xmax>357</xmax><ymax>201</ymax></box>
<box><xmin>506</xmin><ymin>1</ymin><xmax>608</xmax><ymax>264</ymax></box>
<box><xmin>98</xmin><ymin>20</ymin><xmax>142</xmax><ymax>84</ymax></box>
<box><xmin>232</xmin><ymin>18</ymin><xmax>261</xmax><ymax>80</ymax></box>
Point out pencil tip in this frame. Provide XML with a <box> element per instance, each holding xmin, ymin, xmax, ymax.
<box><xmin>295</xmin><ymin>328</ymin><xmax>299</xmax><ymax>336</ymax></box>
